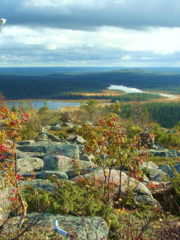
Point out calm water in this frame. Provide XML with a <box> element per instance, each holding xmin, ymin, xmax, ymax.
<box><xmin>108</xmin><ymin>85</ymin><xmax>177</xmax><ymax>99</ymax></box>
<box><xmin>7</xmin><ymin>100</ymin><xmax>80</xmax><ymax>111</ymax></box>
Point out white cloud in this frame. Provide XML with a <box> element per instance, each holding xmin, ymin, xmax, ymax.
<box><xmin>122</xmin><ymin>55</ymin><xmax>130</xmax><ymax>60</ymax></box>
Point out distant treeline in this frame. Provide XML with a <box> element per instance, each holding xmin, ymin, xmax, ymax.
<box><xmin>119</xmin><ymin>101</ymin><xmax>180</xmax><ymax>128</ymax></box>
<box><xmin>110</xmin><ymin>92</ymin><xmax>163</xmax><ymax>102</ymax></box>
<box><xmin>1</xmin><ymin>69</ymin><xmax>180</xmax><ymax>100</ymax></box>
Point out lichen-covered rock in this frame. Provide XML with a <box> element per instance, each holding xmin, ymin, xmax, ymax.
<box><xmin>43</xmin><ymin>155</ymin><xmax>95</xmax><ymax>178</ymax></box>
<box><xmin>36</xmin><ymin>171</ymin><xmax>68</xmax><ymax>180</ymax></box>
<box><xmin>19</xmin><ymin>179</ymin><xmax>54</xmax><ymax>192</ymax></box>
<box><xmin>80</xmin><ymin>153</ymin><xmax>94</xmax><ymax>162</ymax></box>
<box><xmin>159</xmin><ymin>164</ymin><xmax>174</xmax><ymax>178</ymax></box>
<box><xmin>76</xmin><ymin>135</ymin><xmax>86</xmax><ymax>144</ymax></box>
<box><xmin>50</xmin><ymin>124</ymin><xmax>62</xmax><ymax>131</ymax></box>
<box><xmin>134</xmin><ymin>195</ymin><xmax>160</xmax><ymax>206</ymax></box>
<box><xmin>17</xmin><ymin>140</ymin><xmax>35</xmax><ymax>145</ymax></box>
<box><xmin>141</xmin><ymin>161</ymin><xmax>159</xmax><ymax>170</ymax></box>
<box><xmin>17</xmin><ymin>157</ymin><xmax>44</xmax><ymax>172</ymax></box>
<box><xmin>39</xmin><ymin>132</ymin><xmax>61</xmax><ymax>142</ymax></box>
<box><xmin>17</xmin><ymin>142</ymin><xmax>79</xmax><ymax>160</ymax></box>
<box><xmin>2</xmin><ymin>213</ymin><xmax>109</xmax><ymax>240</ymax></box>
<box><xmin>167</xmin><ymin>149</ymin><xmax>177</xmax><ymax>158</ymax></box>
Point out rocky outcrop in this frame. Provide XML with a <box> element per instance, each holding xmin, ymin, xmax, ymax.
<box><xmin>2</xmin><ymin>212</ymin><xmax>109</xmax><ymax>240</ymax></box>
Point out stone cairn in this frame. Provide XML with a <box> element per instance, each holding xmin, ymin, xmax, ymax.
<box><xmin>61</xmin><ymin>112</ymin><xmax>73</xmax><ymax>123</ymax></box>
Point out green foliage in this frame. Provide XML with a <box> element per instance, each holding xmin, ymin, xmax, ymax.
<box><xmin>22</xmin><ymin>179</ymin><xmax>113</xmax><ymax>218</ymax></box>
<box><xmin>149</xmin><ymin>156</ymin><xmax>180</xmax><ymax>166</ymax></box>
<box><xmin>38</xmin><ymin>100</ymin><xmax>49</xmax><ymax>114</ymax></box>
<box><xmin>79</xmin><ymin>98</ymin><xmax>98</xmax><ymax>122</ymax></box>
<box><xmin>153</xmin><ymin>123</ymin><xmax>180</xmax><ymax>149</ymax></box>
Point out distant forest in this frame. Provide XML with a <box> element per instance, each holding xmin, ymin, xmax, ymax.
<box><xmin>1</xmin><ymin>68</ymin><xmax>180</xmax><ymax>100</ymax></box>
<box><xmin>119</xmin><ymin>101</ymin><xmax>180</xmax><ymax>128</ymax></box>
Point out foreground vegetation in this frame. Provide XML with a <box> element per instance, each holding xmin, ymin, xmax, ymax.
<box><xmin>1</xmin><ymin>97</ymin><xmax>180</xmax><ymax>239</ymax></box>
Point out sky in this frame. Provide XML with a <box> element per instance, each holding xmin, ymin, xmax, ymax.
<box><xmin>1</xmin><ymin>0</ymin><xmax>180</xmax><ymax>67</ymax></box>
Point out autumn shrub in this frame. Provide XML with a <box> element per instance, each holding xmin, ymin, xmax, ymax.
<box><xmin>153</xmin><ymin>123</ymin><xmax>180</xmax><ymax>149</ymax></box>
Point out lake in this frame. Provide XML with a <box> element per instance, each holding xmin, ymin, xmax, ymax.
<box><xmin>7</xmin><ymin>100</ymin><xmax>80</xmax><ymax>111</ymax></box>
<box><xmin>108</xmin><ymin>85</ymin><xmax>177</xmax><ymax>99</ymax></box>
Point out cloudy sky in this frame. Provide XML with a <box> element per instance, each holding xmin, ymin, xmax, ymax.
<box><xmin>1</xmin><ymin>0</ymin><xmax>180</xmax><ymax>67</ymax></box>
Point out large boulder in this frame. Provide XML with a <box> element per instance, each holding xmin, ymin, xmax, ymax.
<box><xmin>141</xmin><ymin>161</ymin><xmax>168</xmax><ymax>182</ymax></box>
<box><xmin>19</xmin><ymin>179</ymin><xmax>55</xmax><ymax>192</ymax></box>
<box><xmin>17</xmin><ymin>140</ymin><xmax>35</xmax><ymax>145</ymax></box>
<box><xmin>36</xmin><ymin>171</ymin><xmax>68</xmax><ymax>180</ymax></box>
<box><xmin>39</xmin><ymin>132</ymin><xmax>61</xmax><ymax>142</ymax></box>
<box><xmin>2</xmin><ymin>213</ymin><xmax>109</xmax><ymax>240</ymax></box>
<box><xmin>43</xmin><ymin>155</ymin><xmax>96</xmax><ymax>178</ymax></box>
<box><xmin>17</xmin><ymin>157</ymin><xmax>44</xmax><ymax>172</ymax></box>
<box><xmin>17</xmin><ymin>142</ymin><xmax>80</xmax><ymax>160</ymax></box>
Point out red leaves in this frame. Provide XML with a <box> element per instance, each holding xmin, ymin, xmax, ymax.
<box><xmin>0</xmin><ymin>145</ymin><xmax>7</xmax><ymax>152</ymax></box>
<box><xmin>21</xmin><ymin>113</ymin><xmax>29</xmax><ymax>122</ymax></box>
<box><xmin>86</xmin><ymin>146</ymin><xmax>91</xmax><ymax>152</ymax></box>
<box><xmin>99</xmin><ymin>118</ymin><xmax>104</xmax><ymax>125</ymax></box>
<box><xmin>12</xmin><ymin>188</ymin><xmax>16</xmax><ymax>194</ymax></box>
<box><xmin>10</xmin><ymin>196</ymin><xmax>19</xmax><ymax>202</ymax></box>
<box><xmin>10</xmin><ymin>121</ymin><xmax>15</xmax><ymax>126</ymax></box>
<box><xmin>16</xmin><ymin>174</ymin><xmax>22</xmax><ymax>181</ymax></box>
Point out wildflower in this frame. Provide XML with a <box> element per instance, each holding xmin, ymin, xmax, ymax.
<box><xmin>119</xmin><ymin>198</ymin><xmax>122</xmax><ymax>202</ymax></box>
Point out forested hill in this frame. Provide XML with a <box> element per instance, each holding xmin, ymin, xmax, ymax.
<box><xmin>1</xmin><ymin>68</ymin><xmax>180</xmax><ymax>100</ymax></box>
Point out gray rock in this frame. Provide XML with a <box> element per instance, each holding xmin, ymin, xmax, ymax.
<box><xmin>43</xmin><ymin>155</ymin><xmax>95</xmax><ymax>178</ymax></box>
<box><xmin>17</xmin><ymin>140</ymin><xmax>35</xmax><ymax>145</ymax></box>
<box><xmin>0</xmin><ymin>185</ymin><xmax>12</xmax><ymax>222</ymax></box>
<box><xmin>76</xmin><ymin>135</ymin><xmax>86</xmax><ymax>144</ymax></box>
<box><xmin>134</xmin><ymin>195</ymin><xmax>160</xmax><ymax>206</ymax></box>
<box><xmin>46</xmin><ymin>143</ymin><xmax>79</xmax><ymax>160</ymax></box>
<box><xmin>80</xmin><ymin>153</ymin><xmax>94</xmax><ymax>162</ymax></box>
<box><xmin>20</xmin><ymin>152</ymin><xmax>46</xmax><ymax>159</ymax></box>
<box><xmin>66</xmin><ymin>134</ymin><xmax>76</xmax><ymax>141</ymax></box>
<box><xmin>41</xmin><ymin>125</ymin><xmax>51</xmax><ymax>132</ymax></box>
<box><xmin>141</xmin><ymin>161</ymin><xmax>159</xmax><ymax>170</ymax></box>
<box><xmin>36</xmin><ymin>171</ymin><xmax>68</xmax><ymax>180</ymax></box>
<box><xmin>146</xmin><ymin>150</ymin><xmax>169</xmax><ymax>157</ymax></box>
<box><xmin>50</xmin><ymin>124</ymin><xmax>62</xmax><ymax>131</ymax></box>
<box><xmin>4</xmin><ymin>213</ymin><xmax>109</xmax><ymax>240</ymax></box>
<box><xmin>19</xmin><ymin>179</ymin><xmax>54</xmax><ymax>192</ymax></box>
<box><xmin>17</xmin><ymin>142</ymin><xmax>79</xmax><ymax>160</ymax></box>
<box><xmin>174</xmin><ymin>163</ymin><xmax>180</xmax><ymax>174</ymax></box>
<box><xmin>17</xmin><ymin>157</ymin><xmax>44</xmax><ymax>172</ymax></box>
<box><xmin>39</xmin><ymin>132</ymin><xmax>61</xmax><ymax>142</ymax></box>
<box><xmin>159</xmin><ymin>165</ymin><xmax>174</xmax><ymax>178</ymax></box>
<box><xmin>53</xmin><ymin>121</ymin><xmax>62</xmax><ymax>126</ymax></box>
<box><xmin>17</xmin><ymin>142</ymin><xmax>48</xmax><ymax>153</ymax></box>
<box><xmin>62</xmin><ymin>122</ymin><xmax>74</xmax><ymax>128</ymax></box>
<box><xmin>167</xmin><ymin>149</ymin><xmax>177</xmax><ymax>158</ymax></box>
<box><xmin>17</xmin><ymin>150</ymin><xmax>30</xmax><ymax>159</ymax></box>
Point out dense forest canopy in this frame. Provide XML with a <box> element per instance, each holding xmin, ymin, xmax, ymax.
<box><xmin>1</xmin><ymin>68</ymin><xmax>180</xmax><ymax>100</ymax></box>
